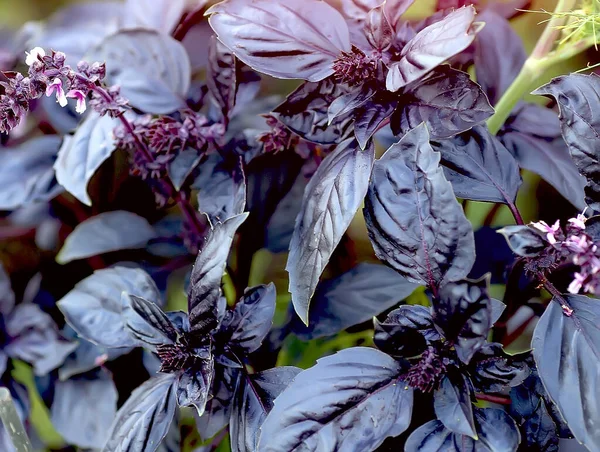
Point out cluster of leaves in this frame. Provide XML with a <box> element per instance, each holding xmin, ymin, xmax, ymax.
<box><xmin>0</xmin><ymin>0</ymin><xmax>600</xmax><ymax>451</ymax></box>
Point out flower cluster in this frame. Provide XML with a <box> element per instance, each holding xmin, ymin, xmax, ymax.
<box><xmin>403</xmin><ymin>345</ymin><xmax>452</xmax><ymax>393</ymax></box>
<box><xmin>332</xmin><ymin>47</ymin><xmax>379</xmax><ymax>87</ymax></box>
<box><xmin>531</xmin><ymin>214</ymin><xmax>600</xmax><ymax>294</ymax></box>
<box><xmin>257</xmin><ymin>115</ymin><xmax>298</xmax><ymax>154</ymax></box>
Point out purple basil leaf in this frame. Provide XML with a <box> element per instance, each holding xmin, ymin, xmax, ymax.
<box><xmin>0</xmin><ymin>135</ymin><xmax>63</xmax><ymax>210</ymax></box>
<box><xmin>257</xmin><ymin>347</ymin><xmax>413</xmax><ymax>451</ymax></box>
<box><xmin>470</xmin><ymin>343</ymin><xmax>529</xmax><ymax>393</ymax></box>
<box><xmin>291</xmin><ymin>263</ymin><xmax>419</xmax><ymax>340</ymax></box>
<box><xmin>519</xmin><ymin>399</ymin><xmax>560</xmax><ymax>452</ymax></box>
<box><xmin>51</xmin><ymin>370</ymin><xmax>118</xmax><ymax>449</ymax></box>
<box><xmin>405</xmin><ymin>408</ymin><xmax>521</xmax><ymax>451</ymax></box>
<box><xmin>434</xmin><ymin>372</ymin><xmax>477</xmax><ymax>438</ymax></box>
<box><xmin>374</xmin><ymin>305</ymin><xmax>439</xmax><ymax>357</ymax></box>
<box><xmin>533</xmin><ymin>74</ymin><xmax>600</xmax><ymax>213</ymax></box>
<box><xmin>89</xmin><ymin>29</ymin><xmax>191</xmax><ymax>114</ymax></box>
<box><xmin>167</xmin><ymin>149</ymin><xmax>203</xmax><ymax>192</ymax></box>
<box><xmin>59</xmin><ymin>332</ymin><xmax>124</xmax><ymax>380</ymax></box>
<box><xmin>4</xmin><ymin>303</ymin><xmax>77</xmax><ymax>375</ymax></box>
<box><xmin>177</xmin><ymin>357</ymin><xmax>214</xmax><ymax>416</ymax></box>
<box><xmin>58</xmin><ymin>266</ymin><xmax>162</xmax><ymax>349</ymax></box>
<box><xmin>354</xmin><ymin>94</ymin><xmax>398</xmax><ymax>149</ymax></box>
<box><xmin>327</xmin><ymin>85</ymin><xmax>376</xmax><ymax>125</ymax></box>
<box><xmin>193</xmin><ymin>155</ymin><xmax>246</xmax><ymax>225</ymax></box>
<box><xmin>230</xmin><ymin>366</ymin><xmax>301</xmax><ymax>452</ymax></box>
<box><xmin>188</xmin><ymin>213</ymin><xmax>248</xmax><ymax>334</ymax></box>
<box><xmin>337</xmin><ymin>0</ymin><xmax>414</xmax><ymax>28</ymax></box>
<box><xmin>365</xmin><ymin>3</ymin><xmax>394</xmax><ymax>51</ymax></box>
<box><xmin>272</xmin><ymin>78</ymin><xmax>354</xmax><ymax>144</ymax></box>
<box><xmin>195</xmin><ymin>365</ymin><xmax>239</xmax><ymax>440</ymax></box>
<box><xmin>432</xmin><ymin>125</ymin><xmax>521</xmax><ymax>204</ymax></box>
<box><xmin>55</xmin><ymin>112</ymin><xmax>118</xmax><ymax>206</ymax></box>
<box><xmin>207</xmin><ymin>0</ymin><xmax>351</xmax><ymax>81</ymax></box>
<box><xmin>474</xmin><ymin>11</ymin><xmax>526</xmax><ymax>104</ymax></box>
<box><xmin>219</xmin><ymin>284</ymin><xmax>276</xmax><ymax>354</ymax></box>
<box><xmin>122</xmin><ymin>0</ymin><xmax>186</xmax><ymax>34</ymax></box>
<box><xmin>104</xmin><ymin>373</ymin><xmax>178</xmax><ymax>452</ymax></box>
<box><xmin>56</xmin><ymin>211</ymin><xmax>157</xmax><ymax>264</ymax></box>
<box><xmin>207</xmin><ymin>35</ymin><xmax>238</xmax><ymax>123</ymax></box>
<box><xmin>286</xmin><ymin>138</ymin><xmax>375</xmax><ymax>324</ymax></box>
<box><xmin>391</xmin><ymin>67</ymin><xmax>494</xmax><ymax>139</ymax></box>
<box><xmin>532</xmin><ymin>294</ymin><xmax>600</xmax><ymax>450</ymax></box>
<box><xmin>386</xmin><ymin>6</ymin><xmax>477</xmax><ymax>92</ymax></box>
<box><xmin>490</xmin><ymin>298</ymin><xmax>506</xmax><ymax>326</ymax></box>
<box><xmin>0</xmin><ymin>264</ymin><xmax>15</xmax><ymax>317</ymax></box>
<box><xmin>433</xmin><ymin>277</ymin><xmax>492</xmax><ymax>364</ymax></box>
<box><xmin>497</xmin><ymin>225</ymin><xmax>546</xmax><ymax>257</ymax></box>
<box><xmin>364</xmin><ymin>123</ymin><xmax>475</xmax><ymax>289</ymax></box>
<box><xmin>121</xmin><ymin>294</ymin><xmax>180</xmax><ymax>350</ymax></box>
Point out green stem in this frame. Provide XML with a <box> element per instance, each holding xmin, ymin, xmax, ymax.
<box><xmin>487</xmin><ymin>0</ymin><xmax>577</xmax><ymax>135</ymax></box>
<box><xmin>0</xmin><ymin>388</ymin><xmax>33</xmax><ymax>452</ymax></box>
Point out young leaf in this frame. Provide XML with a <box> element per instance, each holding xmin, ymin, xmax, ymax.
<box><xmin>230</xmin><ymin>367</ymin><xmax>301</xmax><ymax>452</ymax></box>
<box><xmin>121</xmin><ymin>294</ymin><xmax>179</xmax><ymax>350</ymax></box>
<box><xmin>176</xmin><ymin>358</ymin><xmax>214</xmax><ymax>416</ymax></box>
<box><xmin>532</xmin><ymin>294</ymin><xmax>600</xmax><ymax>450</ymax></box>
<box><xmin>290</xmin><ymin>263</ymin><xmax>419</xmax><ymax>340</ymax></box>
<box><xmin>207</xmin><ymin>36</ymin><xmax>238</xmax><ymax>123</ymax></box>
<box><xmin>89</xmin><ymin>29</ymin><xmax>191</xmax><ymax>113</ymax></box>
<box><xmin>365</xmin><ymin>3</ymin><xmax>394</xmax><ymax>51</ymax></box>
<box><xmin>0</xmin><ymin>136</ymin><xmax>63</xmax><ymax>210</ymax></box>
<box><xmin>55</xmin><ymin>113</ymin><xmax>117</xmax><ymax>206</ymax></box>
<box><xmin>103</xmin><ymin>374</ymin><xmax>178</xmax><ymax>452</ymax></box>
<box><xmin>354</xmin><ymin>95</ymin><xmax>398</xmax><ymax>149</ymax></box>
<box><xmin>339</xmin><ymin>0</ymin><xmax>414</xmax><ymax>28</ymax></box>
<box><xmin>58</xmin><ymin>266</ymin><xmax>162</xmax><ymax>349</ymax></box>
<box><xmin>188</xmin><ymin>213</ymin><xmax>248</xmax><ymax>334</ymax></box>
<box><xmin>364</xmin><ymin>123</ymin><xmax>475</xmax><ymax>290</ymax></box>
<box><xmin>167</xmin><ymin>149</ymin><xmax>203</xmax><ymax>192</ymax></box>
<box><xmin>470</xmin><ymin>343</ymin><xmax>529</xmax><ymax>393</ymax></box>
<box><xmin>56</xmin><ymin>211</ymin><xmax>157</xmax><ymax>264</ymax></box>
<box><xmin>434</xmin><ymin>372</ymin><xmax>476</xmax><ymax>439</ymax></box>
<box><xmin>391</xmin><ymin>67</ymin><xmax>494</xmax><ymax>139</ymax></box>
<box><xmin>257</xmin><ymin>347</ymin><xmax>413</xmax><ymax>451</ymax></box>
<box><xmin>497</xmin><ymin>225</ymin><xmax>546</xmax><ymax>257</ymax></box>
<box><xmin>207</xmin><ymin>0</ymin><xmax>351</xmax><ymax>81</ymax></box>
<box><xmin>433</xmin><ymin>277</ymin><xmax>492</xmax><ymax>364</ymax></box>
<box><xmin>533</xmin><ymin>74</ymin><xmax>600</xmax><ymax>213</ymax></box>
<box><xmin>287</xmin><ymin>139</ymin><xmax>375</xmax><ymax>324</ymax></box>
<box><xmin>386</xmin><ymin>7</ymin><xmax>477</xmax><ymax>92</ymax></box>
<box><xmin>272</xmin><ymin>79</ymin><xmax>354</xmax><ymax>144</ymax></box>
<box><xmin>195</xmin><ymin>366</ymin><xmax>239</xmax><ymax>440</ymax></box>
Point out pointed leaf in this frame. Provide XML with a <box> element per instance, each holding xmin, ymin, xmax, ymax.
<box><xmin>532</xmin><ymin>294</ymin><xmax>600</xmax><ymax>450</ymax></box>
<box><xmin>103</xmin><ymin>374</ymin><xmax>178</xmax><ymax>452</ymax></box>
<box><xmin>188</xmin><ymin>213</ymin><xmax>248</xmax><ymax>334</ymax></box>
<box><xmin>364</xmin><ymin>123</ymin><xmax>475</xmax><ymax>289</ymax></box>
<box><xmin>497</xmin><ymin>225</ymin><xmax>546</xmax><ymax>257</ymax></box>
<box><xmin>258</xmin><ymin>347</ymin><xmax>413</xmax><ymax>452</ymax></box>
<box><xmin>195</xmin><ymin>366</ymin><xmax>239</xmax><ymax>440</ymax></box>
<box><xmin>354</xmin><ymin>95</ymin><xmax>397</xmax><ymax>149</ymax></box>
<box><xmin>470</xmin><ymin>343</ymin><xmax>529</xmax><ymax>393</ymax></box>
<box><xmin>121</xmin><ymin>294</ymin><xmax>179</xmax><ymax>350</ymax></box>
<box><xmin>207</xmin><ymin>35</ymin><xmax>238</xmax><ymax>122</ymax></box>
<box><xmin>177</xmin><ymin>356</ymin><xmax>214</xmax><ymax>416</ymax></box>
<box><xmin>207</xmin><ymin>0</ymin><xmax>351</xmax><ymax>81</ymax></box>
<box><xmin>57</xmin><ymin>211</ymin><xmax>157</xmax><ymax>264</ymax></box>
<box><xmin>434</xmin><ymin>372</ymin><xmax>476</xmax><ymax>439</ymax></box>
<box><xmin>287</xmin><ymin>139</ymin><xmax>375</xmax><ymax>324</ymax></box>
<box><xmin>365</xmin><ymin>3</ymin><xmax>394</xmax><ymax>51</ymax></box>
<box><xmin>386</xmin><ymin>7</ymin><xmax>477</xmax><ymax>92</ymax></box>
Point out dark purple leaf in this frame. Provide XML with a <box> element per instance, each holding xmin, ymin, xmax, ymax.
<box><xmin>167</xmin><ymin>149</ymin><xmax>203</xmax><ymax>192</ymax></box>
<box><xmin>365</xmin><ymin>3</ymin><xmax>394</xmax><ymax>51</ymax></box>
<box><xmin>207</xmin><ymin>36</ymin><xmax>238</xmax><ymax>123</ymax></box>
<box><xmin>434</xmin><ymin>372</ymin><xmax>476</xmax><ymax>438</ymax></box>
<box><xmin>0</xmin><ymin>136</ymin><xmax>63</xmax><ymax>210</ymax></box>
<box><xmin>207</xmin><ymin>0</ymin><xmax>351</xmax><ymax>81</ymax></box>
<box><xmin>220</xmin><ymin>284</ymin><xmax>276</xmax><ymax>354</ymax></box>
<box><xmin>287</xmin><ymin>139</ymin><xmax>375</xmax><ymax>324</ymax></box>
<box><xmin>188</xmin><ymin>213</ymin><xmax>248</xmax><ymax>334</ymax></box>
<box><xmin>121</xmin><ymin>294</ymin><xmax>179</xmax><ymax>349</ymax></box>
<box><xmin>490</xmin><ymin>298</ymin><xmax>506</xmax><ymax>326</ymax></box>
<box><xmin>474</xmin><ymin>11</ymin><xmax>526</xmax><ymax>104</ymax></box>
<box><xmin>257</xmin><ymin>347</ymin><xmax>413</xmax><ymax>451</ymax></box>
<box><xmin>56</xmin><ymin>211</ymin><xmax>157</xmax><ymax>264</ymax></box>
<box><xmin>470</xmin><ymin>343</ymin><xmax>529</xmax><ymax>393</ymax></box>
<box><xmin>433</xmin><ymin>277</ymin><xmax>492</xmax><ymax>364</ymax></box>
<box><xmin>89</xmin><ymin>30</ymin><xmax>191</xmax><ymax>114</ymax></box>
<box><xmin>392</xmin><ymin>67</ymin><xmax>494</xmax><ymax>139</ymax></box>
<box><xmin>230</xmin><ymin>367</ymin><xmax>301</xmax><ymax>452</ymax></box>
<box><xmin>386</xmin><ymin>7</ymin><xmax>477</xmax><ymax>92</ymax></box>
<box><xmin>432</xmin><ymin>125</ymin><xmax>521</xmax><ymax>204</ymax></box>
<box><xmin>291</xmin><ymin>263</ymin><xmax>419</xmax><ymax>340</ymax></box>
<box><xmin>50</xmin><ymin>371</ymin><xmax>117</xmax><ymax>449</ymax></box>
<box><xmin>354</xmin><ymin>94</ymin><xmax>398</xmax><ymax>149</ymax></box>
<box><xmin>532</xmin><ymin>294</ymin><xmax>600</xmax><ymax>450</ymax></box>
<box><xmin>364</xmin><ymin>124</ymin><xmax>475</xmax><ymax>289</ymax></box>
<box><xmin>195</xmin><ymin>366</ymin><xmax>239</xmax><ymax>440</ymax></box>
<box><xmin>405</xmin><ymin>408</ymin><xmax>521</xmax><ymax>451</ymax></box>
<box><xmin>520</xmin><ymin>400</ymin><xmax>560</xmax><ymax>452</ymax></box>
<box><xmin>374</xmin><ymin>305</ymin><xmax>439</xmax><ymax>358</ymax></box>
<box><xmin>54</xmin><ymin>111</ymin><xmax>118</xmax><ymax>206</ymax></box>
<box><xmin>177</xmin><ymin>358</ymin><xmax>214</xmax><ymax>416</ymax></box>
<box><xmin>104</xmin><ymin>373</ymin><xmax>178</xmax><ymax>452</ymax></box>
<box><xmin>497</xmin><ymin>225</ymin><xmax>547</xmax><ymax>257</ymax></box>
<box><xmin>272</xmin><ymin>79</ymin><xmax>354</xmax><ymax>144</ymax></box>
<box><xmin>338</xmin><ymin>0</ymin><xmax>414</xmax><ymax>29</ymax></box>
<box><xmin>533</xmin><ymin>74</ymin><xmax>600</xmax><ymax>213</ymax></box>
<box><xmin>58</xmin><ymin>333</ymin><xmax>124</xmax><ymax>380</ymax></box>
<box><xmin>58</xmin><ymin>266</ymin><xmax>162</xmax><ymax>349</ymax></box>
<box><xmin>327</xmin><ymin>85</ymin><xmax>376</xmax><ymax>125</ymax></box>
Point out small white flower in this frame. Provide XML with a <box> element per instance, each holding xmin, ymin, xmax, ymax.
<box><xmin>67</xmin><ymin>90</ymin><xmax>87</xmax><ymax>114</ymax></box>
<box><xmin>46</xmin><ymin>78</ymin><xmax>67</xmax><ymax>107</ymax></box>
<box><xmin>25</xmin><ymin>47</ymin><xmax>45</xmax><ymax>66</ymax></box>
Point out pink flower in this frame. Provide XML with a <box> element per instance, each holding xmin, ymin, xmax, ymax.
<box><xmin>531</xmin><ymin>220</ymin><xmax>560</xmax><ymax>244</ymax></box>
<box><xmin>565</xmin><ymin>235</ymin><xmax>591</xmax><ymax>254</ymax></box>
<box><xmin>67</xmin><ymin>90</ymin><xmax>87</xmax><ymax>114</ymax></box>
<box><xmin>46</xmin><ymin>78</ymin><xmax>67</xmax><ymax>107</ymax></box>
<box><xmin>568</xmin><ymin>214</ymin><xmax>587</xmax><ymax>230</ymax></box>
<box><xmin>25</xmin><ymin>47</ymin><xmax>45</xmax><ymax>66</ymax></box>
<box><xmin>568</xmin><ymin>272</ymin><xmax>586</xmax><ymax>294</ymax></box>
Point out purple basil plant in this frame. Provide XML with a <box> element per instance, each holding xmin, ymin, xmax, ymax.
<box><xmin>0</xmin><ymin>0</ymin><xmax>599</xmax><ymax>450</ymax></box>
